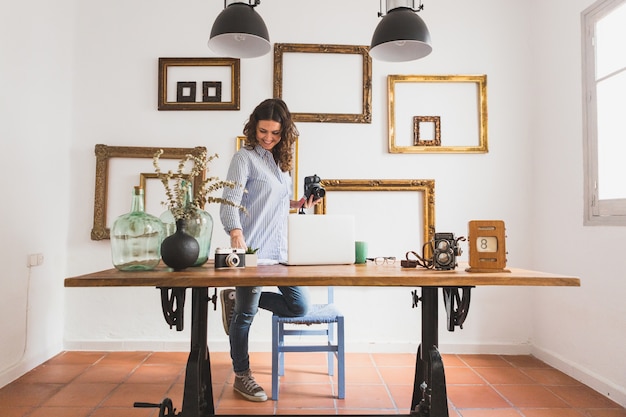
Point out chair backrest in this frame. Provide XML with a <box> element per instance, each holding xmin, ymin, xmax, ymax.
<box><xmin>326</xmin><ymin>286</ymin><xmax>334</xmax><ymax>304</ymax></box>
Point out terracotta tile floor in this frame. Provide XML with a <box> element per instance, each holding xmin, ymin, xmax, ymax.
<box><xmin>0</xmin><ymin>351</ymin><xmax>624</xmax><ymax>416</ymax></box>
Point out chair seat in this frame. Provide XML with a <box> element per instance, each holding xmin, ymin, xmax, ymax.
<box><xmin>275</xmin><ymin>303</ymin><xmax>342</xmax><ymax>324</ymax></box>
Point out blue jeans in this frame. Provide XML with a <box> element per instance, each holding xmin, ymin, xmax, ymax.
<box><xmin>229</xmin><ymin>286</ymin><xmax>310</xmax><ymax>373</ymax></box>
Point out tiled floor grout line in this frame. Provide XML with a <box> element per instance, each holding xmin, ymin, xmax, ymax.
<box><xmin>2</xmin><ymin>352</ymin><xmax>625</xmax><ymax>416</ymax></box>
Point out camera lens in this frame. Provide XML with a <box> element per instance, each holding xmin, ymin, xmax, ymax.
<box><xmin>225</xmin><ymin>253</ymin><xmax>240</xmax><ymax>267</ymax></box>
<box><xmin>436</xmin><ymin>252</ymin><xmax>452</xmax><ymax>265</ymax></box>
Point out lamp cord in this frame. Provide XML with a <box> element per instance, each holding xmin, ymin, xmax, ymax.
<box><xmin>0</xmin><ymin>266</ymin><xmax>31</xmax><ymax>376</ymax></box>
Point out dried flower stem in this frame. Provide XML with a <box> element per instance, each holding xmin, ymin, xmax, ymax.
<box><xmin>153</xmin><ymin>149</ymin><xmax>245</xmax><ymax>220</ymax></box>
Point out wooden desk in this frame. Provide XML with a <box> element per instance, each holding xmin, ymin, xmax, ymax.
<box><xmin>65</xmin><ymin>264</ymin><xmax>580</xmax><ymax>417</ymax></box>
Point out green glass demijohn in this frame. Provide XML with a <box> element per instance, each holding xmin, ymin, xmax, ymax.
<box><xmin>160</xmin><ymin>182</ymin><xmax>214</xmax><ymax>267</ymax></box>
<box><xmin>111</xmin><ymin>186</ymin><xmax>165</xmax><ymax>271</ymax></box>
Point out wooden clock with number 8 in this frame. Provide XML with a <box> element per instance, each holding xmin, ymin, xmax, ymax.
<box><xmin>466</xmin><ymin>220</ymin><xmax>509</xmax><ymax>273</ymax></box>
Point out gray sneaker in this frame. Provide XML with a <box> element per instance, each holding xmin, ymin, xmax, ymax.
<box><xmin>233</xmin><ymin>370</ymin><xmax>267</xmax><ymax>402</ymax></box>
<box><xmin>220</xmin><ymin>289</ymin><xmax>236</xmax><ymax>335</ymax></box>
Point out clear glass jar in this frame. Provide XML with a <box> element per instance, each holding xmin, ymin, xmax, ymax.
<box><xmin>111</xmin><ymin>186</ymin><xmax>164</xmax><ymax>271</ymax></box>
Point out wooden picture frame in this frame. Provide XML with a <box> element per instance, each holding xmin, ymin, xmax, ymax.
<box><xmin>158</xmin><ymin>57</ymin><xmax>240</xmax><ymax>111</ymax></box>
<box><xmin>236</xmin><ymin>136</ymin><xmax>300</xmax><ymax>213</ymax></box>
<box><xmin>273</xmin><ymin>43</ymin><xmax>372</xmax><ymax>123</ymax></box>
<box><xmin>138</xmin><ymin>172</ymin><xmax>192</xmax><ymax>216</ymax></box>
<box><xmin>91</xmin><ymin>144</ymin><xmax>206</xmax><ymax>240</ymax></box>
<box><xmin>313</xmin><ymin>179</ymin><xmax>435</xmax><ymax>254</ymax></box>
<box><xmin>388</xmin><ymin>75</ymin><xmax>488</xmax><ymax>153</ymax></box>
<box><xmin>414</xmin><ymin>116</ymin><xmax>441</xmax><ymax>146</ymax></box>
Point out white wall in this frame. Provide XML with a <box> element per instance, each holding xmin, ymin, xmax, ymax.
<box><xmin>1</xmin><ymin>0</ymin><xmax>623</xmax><ymax>407</ymax></box>
<box><xmin>63</xmin><ymin>0</ymin><xmax>539</xmax><ymax>355</ymax></box>
<box><xmin>0</xmin><ymin>0</ymin><xmax>76</xmax><ymax>386</ymax></box>
<box><xmin>530</xmin><ymin>0</ymin><xmax>626</xmax><ymax>406</ymax></box>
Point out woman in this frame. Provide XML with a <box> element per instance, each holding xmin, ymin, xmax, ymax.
<box><xmin>219</xmin><ymin>98</ymin><xmax>319</xmax><ymax>402</ymax></box>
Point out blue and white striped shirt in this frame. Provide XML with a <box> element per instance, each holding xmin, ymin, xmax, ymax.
<box><xmin>220</xmin><ymin>145</ymin><xmax>292</xmax><ymax>262</ymax></box>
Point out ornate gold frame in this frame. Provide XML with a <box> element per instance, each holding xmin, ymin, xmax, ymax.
<box><xmin>273</xmin><ymin>43</ymin><xmax>372</xmax><ymax>123</ymax></box>
<box><xmin>158</xmin><ymin>57</ymin><xmax>240</xmax><ymax>111</ymax></box>
<box><xmin>138</xmin><ymin>172</ymin><xmax>191</xmax><ymax>211</ymax></box>
<box><xmin>236</xmin><ymin>136</ymin><xmax>299</xmax><ymax>213</ymax></box>
<box><xmin>388</xmin><ymin>75</ymin><xmax>488</xmax><ymax>153</ymax></box>
<box><xmin>91</xmin><ymin>144</ymin><xmax>206</xmax><ymax>240</ymax></box>
<box><xmin>414</xmin><ymin>116</ymin><xmax>441</xmax><ymax>146</ymax></box>
<box><xmin>313</xmin><ymin>179</ymin><xmax>436</xmax><ymax>246</ymax></box>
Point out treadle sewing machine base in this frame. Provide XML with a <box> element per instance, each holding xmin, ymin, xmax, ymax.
<box><xmin>65</xmin><ymin>263</ymin><xmax>579</xmax><ymax>417</ymax></box>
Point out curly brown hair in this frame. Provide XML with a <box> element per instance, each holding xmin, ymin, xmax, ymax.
<box><xmin>242</xmin><ymin>98</ymin><xmax>299</xmax><ymax>173</ymax></box>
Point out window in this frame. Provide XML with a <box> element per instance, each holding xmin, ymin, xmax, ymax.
<box><xmin>583</xmin><ymin>0</ymin><xmax>626</xmax><ymax>225</ymax></box>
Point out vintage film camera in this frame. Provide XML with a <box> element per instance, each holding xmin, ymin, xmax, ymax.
<box><xmin>303</xmin><ymin>174</ymin><xmax>326</xmax><ymax>201</ymax></box>
<box><xmin>215</xmin><ymin>247</ymin><xmax>246</xmax><ymax>269</ymax></box>
<box><xmin>433</xmin><ymin>232</ymin><xmax>463</xmax><ymax>270</ymax></box>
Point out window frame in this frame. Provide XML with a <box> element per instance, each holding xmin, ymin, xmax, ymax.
<box><xmin>582</xmin><ymin>0</ymin><xmax>626</xmax><ymax>225</ymax></box>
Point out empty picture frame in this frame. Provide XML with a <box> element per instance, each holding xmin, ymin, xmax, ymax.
<box><xmin>313</xmin><ymin>179</ymin><xmax>435</xmax><ymax>256</ymax></box>
<box><xmin>138</xmin><ymin>172</ymin><xmax>192</xmax><ymax>216</ymax></box>
<box><xmin>414</xmin><ymin>116</ymin><xmax>441</xmax><ymax>146</ymax></box>
<box><xmin>91</xmin><ymin>144</ymin><xmax>207</xmax><ymax>240</ymax></box>
<box><xmin>273</xmin><ymin>43</ymin><xmax>372</xmax><ymax>123</ymax></box>
<box><xmin>388</xmin><ymin>75</ymin><xmax>488</xmax><ymax>153</ymax></box>
<box><xmin>158</xmin><ymin>57</ymin><xmax>240</xmax><ymax>110</ymax></box>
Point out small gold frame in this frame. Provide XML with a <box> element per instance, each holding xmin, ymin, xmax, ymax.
<box><xmin>273</xmin><ymin>43</ymin><xmax>372</xmax><ymax>123</ymax></box>
<box><xmin>388</xmin><ymin>74</ymin><xmax>488</xmax><ymax>153</ymax></box>
<box><xmin>91</xmin><ymin>144</ymin><xmax>206</xmax><ymax>240</ymax></box>
<box><xmin>414</xmin><ymin>116</ymin><xmax>441</xmax><ymax>146</ymax></box>
<box><xmin>138</xmin><ymin>172</ymin><xmax>191</xmax><ymax>211</ymax></box>
<box><xmin>158</xmin><ymin>57</ymin><xmax>240</xmax><ymax>111</ymax></box>
<box><xmin>313</xmin><ymin>179</ymin><xmax>435</xmax><ymax>247</ymax></box>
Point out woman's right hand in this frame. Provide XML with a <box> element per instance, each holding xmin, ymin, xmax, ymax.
<box><xmin>229</xmin><ymin>229</ymin><xmax>247</xmax><ymax>250</ymax></box>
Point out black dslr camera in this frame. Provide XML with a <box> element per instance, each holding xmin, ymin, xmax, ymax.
<box><xmin>215</xmin><ymin>248</ymin><xmax>246</xmax><ymax>269</ymax></box>
<box><xmin>433</xmin><ymin>233</ymin><xmax>463</xmax><ymax>270</ymax></box>
<box><xmin>303</xmin><ymin>174</ymin><xmax>326</xmax><ymax>201</ymax></box>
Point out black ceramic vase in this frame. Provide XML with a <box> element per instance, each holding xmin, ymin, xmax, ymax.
<box><xmin>160</xmin><ymin>219</ymin><xmax>200</xmax><ymax>271</ymax></box>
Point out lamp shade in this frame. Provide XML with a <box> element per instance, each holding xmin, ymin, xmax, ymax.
<box><xmin>208</xmin><ymin>2</ymin><xmax>271</xmax><ymax>59</ymax></box>
<box><xmin>369</xmin><ymin>7</ymin><xmax>432</xmax><ymax>62</ymax></box>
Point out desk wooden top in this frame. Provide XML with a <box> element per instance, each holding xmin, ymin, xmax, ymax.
<box><xmin>65</xmin><ymin>263</ymin><xmax>580</xmax><ymax>289</ymax></box>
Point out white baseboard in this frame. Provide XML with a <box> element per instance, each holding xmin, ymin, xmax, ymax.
<box><xmin>532</xmin><ymin>346</ymin><xmax>626</xmax><ymax>408</ymax></box>
<box><xmin>62</xmin><ymin>340</ymin><xmax>532</xmax><ymax>354</ymax></box>
<box><xmin>0</xmin><ymin>347</ymin><xmax>62</xmax><ymax>389</ymax></box>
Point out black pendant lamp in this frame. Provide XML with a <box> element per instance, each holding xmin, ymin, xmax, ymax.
<box><xmin>208</xmin><ymin>0</ymin><xmax>271</xmax><ymax>59</ymax></box>
<box><xmin>370</xmin><ymin>0</ymin><xmax>432</xmax><ymax>62</ymax></box>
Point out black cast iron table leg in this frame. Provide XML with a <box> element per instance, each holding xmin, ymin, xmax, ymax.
<box><xmin>179</xmin><ymin>287</ymin><xmax>214</xmax><ymax>417</ymax></box>
<box><xmin>411</xmin><ymin>287</ymin><xmax>448</xmax><ymax>417</ymax></box>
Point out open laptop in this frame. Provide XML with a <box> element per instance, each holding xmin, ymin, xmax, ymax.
<box><xmin>283</xmin><ymin>214</ymin><xmax>355</xmax><ymax>265</ymax></box>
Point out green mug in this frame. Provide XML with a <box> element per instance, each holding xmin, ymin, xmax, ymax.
<box><xmin>355</xmin><ymin>241</ymin><xmax>368</xmax><ymax>264</ymax></box>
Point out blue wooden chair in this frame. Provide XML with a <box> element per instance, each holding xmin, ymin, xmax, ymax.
<box><xmin>270</xmin><ymin>287</ymin><xmax>345</xmax><ymax>400</ymax></box>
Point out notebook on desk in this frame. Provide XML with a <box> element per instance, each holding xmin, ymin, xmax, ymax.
<box><xmin>283</xmin><ymin>214</ymin><xmax>355</xmax><ymax>266</ymax></box>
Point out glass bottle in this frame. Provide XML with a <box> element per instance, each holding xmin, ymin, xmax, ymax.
<box><xmin>160</xmin><ymin>183</ymin><xmax>214</xmax><ymax>267</ymax></box>
<box><xmin>111</xmin><ymin>186</ymin><xmax>164</xmax><ymax>271</ymax></box>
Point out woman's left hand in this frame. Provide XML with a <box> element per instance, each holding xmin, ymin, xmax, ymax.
<box><xmin>291</xmin><ymin>195</ymin><xmax>323</xmax><ymax>209</ymax></box>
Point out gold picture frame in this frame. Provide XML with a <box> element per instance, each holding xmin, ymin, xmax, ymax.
<box><xmin>138</xmin><ymin>172</ymin><xmax>191</xmax><ymax>216</ymax></box>
<box><xmin>91</xmin><ymin>144</ymin><xmax>206</xmax><ymax>240</ymax></box>
<box><xmin>158</xmin><ymin>57</ymin><xmax>240</xmax><ymax>111</ymax></box>
<box><xmin>236</xmin><ymin>136</ymin><xmax>300</xmax><ymax>213</ymax></box>
<box><xmin>388</xmin><ymin>75</ymin><xmax>488</xmax><ymax>153</ymax></box>
<box><xmin>314</xmin><ymin>179</ymin><xmax>435</xmax><ymax>249</ymax></box>
<box><xmin>414</xmin><ymin>116</ymin><xmax>441</xmax><ymax>146</ymax></box>
<box><xmin>273</xmin><ymin>43</ymin><xmax>372</xmax><ymax>123</ymax></box>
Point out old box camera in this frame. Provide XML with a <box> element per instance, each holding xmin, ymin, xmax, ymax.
<box><xmin>215</xmin><ymin>247</ymin><xmax>246</xmax><ymax>269</ymax></box>
<box><xmin>303</xmin><ymin>174</ymin><xmax>326</xmax><ymax>201</ymax></box>
<box><xmin>433</xmin><ymin>233</ymin><xmax>462</xmax><ymax>271</ymax></box>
